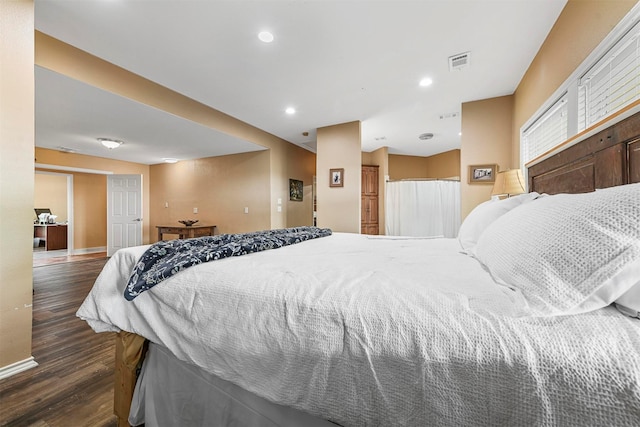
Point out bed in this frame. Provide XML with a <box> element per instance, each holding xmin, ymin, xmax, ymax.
<box><xmin>77</xmin><ymin>111</ymin><xmax>640</xmax><ymax>427</ymax></box>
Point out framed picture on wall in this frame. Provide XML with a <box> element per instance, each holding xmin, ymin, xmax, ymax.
<box><xmin>330</xmin><ymin>168</ymin><xmax>344</xmax><ymax>187</ymax></box>
<box><xmin>468</xmin><ymin>164</ymin><xmax>497</xmax><ymax>184</ymax></box>
<box><xmin>289</xmin><ymin>179</ymin><xmax>303</xmax><ymax>201</ymax></box>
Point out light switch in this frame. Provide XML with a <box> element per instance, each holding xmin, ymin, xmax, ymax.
<box><xmin>277</xmin><ymin>206</ymin><xmax>282</xmax><ymax>212</ymax></box>
<box><xmin>277</xmin><ymin>198</ymin><xmax>282</xmax><ymax>205</ymax></box>
<box><xmin>244</xmin><ymin>207</ymin><xmax>249</xmax><ymax>214</ymax></box>
<box><xmin>165</xmin><ymin>202</ymin><xmax>169</xmax><ymax>208</ymax></box>
<box><xmin>193</xmin><ymin>207</ymin><xmax>198</xmax><ymax>214</ymax></box>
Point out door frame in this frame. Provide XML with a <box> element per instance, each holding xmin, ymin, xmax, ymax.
<box><xmin>34</xmin><ymin>170</ymin><xmax>74</xmax><ymax>254</ymax></box>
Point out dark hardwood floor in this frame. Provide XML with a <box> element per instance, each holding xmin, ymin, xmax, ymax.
<box><xmin>0</xmin><ymin>258</ymin><xmax>117</xmax><ymax>427</ymax></box>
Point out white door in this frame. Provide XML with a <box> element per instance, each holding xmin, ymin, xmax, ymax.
<box><xmin>107</xmin><ymin>174</ymin><xmax>143</xmax><ymax>256</ymax></box>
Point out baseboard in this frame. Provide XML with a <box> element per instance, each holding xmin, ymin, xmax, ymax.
<box><xmin>72</xmin><ymin>246</ymin><xmax>107</xmax><ymax>255</ymax></box>
<box><xmin>0</xmin><ymin>356</ymin><xmax>38</xmax><ymax>380</ymax></box>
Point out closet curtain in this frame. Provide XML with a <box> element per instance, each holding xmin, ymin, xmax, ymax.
<box><xmin>385</xmin><ymin>180</ymin><xmax>460</xmax><ymax>238</ymax></box>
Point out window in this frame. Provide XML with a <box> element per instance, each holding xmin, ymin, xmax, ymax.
<box><xmin>522</xmin><ymin>93</ymin><xmax>568</xmax><ymax>166</ymax></box>
<box><xmin>521</xmin><ymin>4</ymin><xmax>640</xmax><ymax>168</ymax></box>
<box><xmin>578</xmin><ymin>20</ymin><xmax>640</xmax><ymax>131</ymax></box>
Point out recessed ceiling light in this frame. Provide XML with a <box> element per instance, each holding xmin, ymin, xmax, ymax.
<box><xmin>419</xmin><ymin>77</ymin><xmax>433</xmax><ymax>87</ymax></box>
<box><xmin>163</xmin><ymin>158</ymin><xmax>178</xmax><ymax>164</ymax></box>
<box><xmin>97</xmin><ymin>138</ymin><xmax>123</xmax><ymax>149</ymax></box>
<box><xmin>258</xmin><ymin>31</ymin><xmax>274</xmax><ymax>43</ymax></box>
<box><xmin>285</xmin><ymin>107</ymin><xmax>296</xmax><ymax>115</ymax></box>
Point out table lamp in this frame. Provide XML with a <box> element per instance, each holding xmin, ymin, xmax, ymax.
<box><xmin>492</xmin><ymin>169</ymin><xmax>525</xmax><ymax>199</ymax></box>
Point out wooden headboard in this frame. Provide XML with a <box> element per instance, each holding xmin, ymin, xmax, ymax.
<box><xmin>527</xmin><ymin>111</ymin><xmax>640</xmax><ymax>195</ymax></box>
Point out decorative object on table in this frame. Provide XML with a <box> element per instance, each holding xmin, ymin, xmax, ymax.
<box><xmin>178</xmin><ymin>219</ymin><xmax>199</xmax><ymax>227</ymax></box>
<box><xmin>330</xmin><ymin>168</ymin><xmax>344</xmax><ymax>187</ymax></box>
<box><xmin>491</xmin><ymin>169</ymin><xmax>526</xmax><ymax>199</ymax></box>
<box><xmin>38</xmin><ymin>213</ymin><xmax>50</xmax><ymax>224</ymax></box>
<box><xmin>289</xmin><ymin>179</ymin><xmax>303</xmax><ymax>201</ymax></box>
<box><xmin>468</xmin><ymin>164</ymin><xmax>497</xmax><ymax>184</ymax></box>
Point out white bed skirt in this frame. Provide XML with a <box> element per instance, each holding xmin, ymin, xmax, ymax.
<box><xmin>130</xmin><ymin>342</ymin><xmax>338</xmax><ymax>427</ymax></box>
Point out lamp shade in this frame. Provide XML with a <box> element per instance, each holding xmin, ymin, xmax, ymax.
<box><xmin>492</xmin><ymin>169</ymin><xmax>525</xmax><ymax>197</ymax></box>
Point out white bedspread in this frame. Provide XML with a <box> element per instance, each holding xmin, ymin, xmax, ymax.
<box><xmin>77</xmin><ymin>233</ymin><xmax>640</xmax><ymax>426</ymax></box>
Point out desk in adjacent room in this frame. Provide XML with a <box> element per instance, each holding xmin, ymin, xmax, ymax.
<box><xmin>156</xmin><ymin>225</ymin><xmax>217</xmax><ymax>241</ymax></box>
<box><xmin>34</xmin><ymin>224</ymin><xmax>68</xmax><ymax>251</ymax></box>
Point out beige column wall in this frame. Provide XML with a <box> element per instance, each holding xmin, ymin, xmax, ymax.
<box><xmin>0</xmin><ymin>0</ymin><xmax>35</xmax><ymax>371</ymax></box>
<box><xmin>460</xmin><ymin>95</ymin><xmax>514</xmax><ymax>219</ymax></box>
<box><xmin>317</xmin><ymin>121</ymin><xmax>362</xmax><ymax>233</ymax></box>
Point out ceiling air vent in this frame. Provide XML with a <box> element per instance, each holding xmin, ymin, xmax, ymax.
<box><xmin>418</xmin><ymin>133</ymin><xmax>434</xmax><ymax>141</ymax></box>
<box><xmin>449</xmin><ymin>52</ymin><xmax>471</xmax><ymax>71</ymax></box>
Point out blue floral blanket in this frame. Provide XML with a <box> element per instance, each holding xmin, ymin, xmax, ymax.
<box><xmin>125</xmin><ymin>226</ymin><xmax>332</xmax><ymax>300</ymax></box>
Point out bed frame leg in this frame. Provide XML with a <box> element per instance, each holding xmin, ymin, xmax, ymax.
<box><xmin>113</xmin><ymin>332</ymin><xmax>147</xmax><ymax>427</ymax></box>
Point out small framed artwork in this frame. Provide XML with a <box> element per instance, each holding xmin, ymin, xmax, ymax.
<box><xmin>468</xmin><ymin>164</ymin><xmax>497</xmax><ymax>184</ymax></box>
<box><xmin>330</xmin><ymin>168</ymin><xmax>344</xmax><ymax>187</ymax></box>
<box><xmin>289</xmin><ymin>179</ymin><xmax>303</xmax><ymax>201</ymax></box>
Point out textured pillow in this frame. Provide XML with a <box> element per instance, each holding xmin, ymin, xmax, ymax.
<box><xmin>457</xmin><ymin>192</ymin><xmax>540</xmax><ymax>252</ymax></box>
<box><xmin>616</xmin><ymin>282</ymin><xmax>640</xmax><ymax>318</ymax></box>
<box><xmin>474</xmin><ymin>183</ymin><xmax>640</xmax><ymax>316</ymax></box>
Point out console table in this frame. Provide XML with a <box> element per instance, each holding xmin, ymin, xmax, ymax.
<box><xmin>156</xmin><ymin>225</ymin><xmax>217</xmax><ymax>241</ymax></box>
<box><xmin>34</xmin><ymin>224</ymin><xmax>68</xmax><ymax>251</ymax></box>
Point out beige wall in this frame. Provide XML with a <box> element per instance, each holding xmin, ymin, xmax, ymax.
<box><xmin>150</xmin><ymin>151</ymin><xmax>271</xmax><ymax>237</ymax></box>
<box><xmin>388</xmin><ymin>155</ymin><xmax>429</xmax><ymax>180</ymax></box>
<box><xmin>0</xmin><ymin>0</ymin><xmax>35</xmax><ymax>370</ymax></box>
<box><xmin>285</xmin><ymin>146</ymin><xmax>316</xmax><ymax>228</ymax></box>
<box><xmin>425</xmin><ymin>150</ymin><xmax>461</xmax><ymax>178</ymax></box>
<box><xmin>388</xmin><ymin>149</ymin><xmax>460</xmax><ymax>180</ymax></box>
<box><xmin>512</xmin><ymin>0</ymin><xmax>636</xmax><ymax>166</ymax></box>
<box><xmin>317</xmin><ymin>121</ymin><xmax>362</xmax><ymax>233</ymax></box>
<box><xmin>35</xmin><ymin>148</ymin><xmax>151</xmax><ymax>249</ymax></box>
<box><xmin>34</xmin><ymin>173</ymin><xmax>68</xmax><ymax>223</ymax></box>
<box><xmin>461</xmin><ymin>95</ymin><xmax>514</xmax><ymax>219</ymax></box>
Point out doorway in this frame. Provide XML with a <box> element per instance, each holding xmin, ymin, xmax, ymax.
<box><xmin>33</xmin><ymin>171</ymin><xmax>73</xmax><ymax>265</ymax></box>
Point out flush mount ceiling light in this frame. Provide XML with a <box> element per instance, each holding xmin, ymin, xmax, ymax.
<box><xmin>163</xmin><ymin>158</ymin><xmax>178</xmax><ymax>164</ymax></box>
<box><xmin>418</xmin><ymin>133</ymin><xmax>434</xmax><ymax>140</ymax></box>
<box><xmin>98</xmin><ymin>138</ymin><xmax>123</xmax><ymax>149</ymax></box>
<box><xmin>258</xmin><ymin>31</ymin><xmax>274</xmax><ymax>43</ymax></box>
<box><xmin>285</xmin><ymin>107</ymin><xmax>296</xmax><ymax>115</ymax></box>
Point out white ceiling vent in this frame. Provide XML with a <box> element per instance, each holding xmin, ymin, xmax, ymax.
<box><xmin>449</xmin><ymin>52</ymin><xmax>471</xmax><ymax>71</ymax></box>
<box><xmin>439</xmin><ymin>112</ymin><xmax>460</xmax><ymax>120</ymax></box>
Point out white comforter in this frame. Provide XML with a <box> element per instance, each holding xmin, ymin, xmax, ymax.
<box><xmin>77</xmin><ymin>233</ymin><xmax>640</xmax><ymax>426</ymax></box>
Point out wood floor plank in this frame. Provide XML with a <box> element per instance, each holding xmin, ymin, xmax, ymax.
<box><xmin>0</xmin><ymin>257</ymin><xmax>117</xmax><ymax>427</ymax></box>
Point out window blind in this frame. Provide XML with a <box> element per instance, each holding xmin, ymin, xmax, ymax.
<box><xmin>522</xmin><ymin>93</ymin><xmax>568</xmax><ymax>164</ymax></box>
<box><xmin>578</xmin><ymin>20</ymin><xmax>640</xmax><ymax>131</ymax></box>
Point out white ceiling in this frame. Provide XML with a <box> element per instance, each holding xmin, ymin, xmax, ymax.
<box><xmin>34</xmin><ymin>0</ymin><xmax>567</xmax><ymax>165</ymax></box>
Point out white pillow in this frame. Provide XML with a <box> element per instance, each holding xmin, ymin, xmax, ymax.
<box><xmin>616</xmin><ymin>283</ymin><xmax>640</xmax><ymax>318</ymax></box>
<box><xmin>457</xmin><ymin>192</ymin><xmax>540</xmax><ymax>252</ymax></box>
<box><xmin>474</xmin><ymin>183</ymin><xmax>640</xmax><ymax>316</ymax></box>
